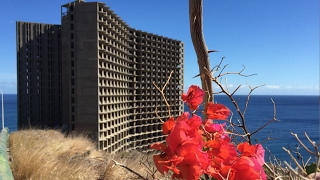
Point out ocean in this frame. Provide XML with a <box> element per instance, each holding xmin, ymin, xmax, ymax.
<box><xmin>188</xmin><ymin>95</ymin><xmax>320</xmax><ymax>164</ymax></box>
<box><xmin>1</xmin><ymin>94</ymin><xmax>319</xmax><ymax>163</ymax></box>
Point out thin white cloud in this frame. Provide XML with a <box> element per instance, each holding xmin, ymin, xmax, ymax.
<box><xmin>296</xmin><ymin>86</ymin><xmax>317</xmax><ymax>89</ymax></box>
<box><xmin>0</xmin><ymin>73</ymin><xmax>16</xmax><ymax>79</ymax></box>
<box><xmin>284</xmin><ymin>85</ymin><xmax>319</xmax><ymax>90</ymax></box>
<box><xmin>267</xmin><ymin>85</ymin><xmax>280</xmax><ymax>89</ymax></box>
<box><xmin>0</xmin><ymin>82</ymin><xmax>16</xmax><ymax>87</ymax></box>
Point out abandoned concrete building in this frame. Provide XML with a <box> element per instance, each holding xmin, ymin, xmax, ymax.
<box><xmin>17</xmin><ymin>0</ymin><xmax>184</xmax><ymax>153</ymax></box>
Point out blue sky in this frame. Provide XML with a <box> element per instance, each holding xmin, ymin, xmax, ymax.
<box><xmin>0</xmin><ymin>0</ymin><xmax>319</xmax><ymax>95</ymax></box>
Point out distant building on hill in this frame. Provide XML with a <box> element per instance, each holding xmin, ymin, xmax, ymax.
<box><xmin>16</xmin><ymin>0</ymin><xmax>184</xmax><ymax>153</ymax></box>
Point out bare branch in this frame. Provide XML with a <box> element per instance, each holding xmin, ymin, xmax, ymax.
<box><xmin>217</xmin><ymin>64</ymin><xmax>229</xmax><ymax>77</ymax></box>
<box><xmin>230</xmin><ymin>84</ymin><xmax>242</xmax><ymax>96</ymax></box>
<box><xmin>243</xmin><ymin>83</ymin><xmax>265</xmax><ymax>116</ymax></box>
<box><xmin>154</xmin><ymin>106</ymin><xmax>164</xmax><ymax>123</ymax></box>
<box><xmin>283</xmin><ymin>161</ymin><xmax>310</xmax><ymax>180</ymax></box>
<box><xmin>152</xmin><ymin>70</ymin><xmax>174</xmax><ymax>117</ymax></box>
<box><xmin>217</xmin><ymin>65</ymin><xmax>257</xmax><ymax>78</ymax></box>
<box><xmin>112</xmin><ymin>159</ymin><xmax>147</xmax><ymax>180</ymax></box>
<box><xmin>213</xmin><ymin>56</ymin><xmax>225</xmax><ymax>72</ymax></box>
<box><xmin>282</xmin><ymin>148</ymin><xmax>308</xmax><ymax>176</ymax></box>
<box><xmin>251</xmin><ymin>98</ymin><xmax>278</xmax><ymax>136</ymax></box>
<box><xmin>291</xmin><ymin>132</ymin><xmax>317</xmax><ymax>156</ymax></box>
<box><xmin>305</xmin><ymin>131</ymin><xmax>318</xmax><ymax>148</ymax></box>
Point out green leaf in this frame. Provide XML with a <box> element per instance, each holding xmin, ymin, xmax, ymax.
<box><xmin>305</xmin><ymin>162</ymin><xmax>318</xmax><ymax>175</ymax></box>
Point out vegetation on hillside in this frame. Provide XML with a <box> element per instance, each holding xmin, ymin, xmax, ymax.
<box><xmin>8</xmin><ymin>129</ymin><xmax>162</xmax><ymax>180</ymax></box>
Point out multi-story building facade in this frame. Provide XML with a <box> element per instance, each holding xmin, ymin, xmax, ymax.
<box><xmin>16</xmin><ymin>22</ymin><xmax>62</xmax><ymax>129</ymax></box>
<box><xmin>17</xmin><ymin>0</ymin><xmax>184</xmax><ymax>153</ymax></box>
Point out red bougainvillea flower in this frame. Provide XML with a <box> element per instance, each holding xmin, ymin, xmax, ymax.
<box><xmin>181</xmin><ymin>85</ymin><xmax>204</xmax><ymax>111</ymax></box>
<box><xmin>186</xmin><ymin>114</ymin><xmax>202</xmax><ymax>131</ymax></box>
<box><xmin>151</xmin><ymin>85</ymin><xmax>267</xmax><ymax>179</ymax></box>
<box><xmin>162</xmin><ymin>116</ymin><xmax>175</xmax><ymax>135</ymax></box>
<box><xmin>236</xmin><ymin>142</ymin><xmax>267</xmax><ymax>180</ymax></box>
<box><xmin>219</xmin><ymin>165</ymin><xmax>236</xmax><ymax>180</ymax></box>
<box><xmin>237</xmin><ymin>142</ymin><xmax>256</xmax><ymax>157</ymax></box>
<box><xmin>253</xmin><ymin>143</ymin><xmax>265</xmax><ymax>166</ymax></box>
<box><xmin>150</xmin><ymin>142</ymin><xmax>183</xmax><ymax>175</ymax></box>
<box><xmin>237</xmin><ymin>142</ymin><xmax>265</xmax><ymax>166</ymax></box>
<box><xmin>152</xmin><ymin>112</ymin><xmax>209</xmax><ymax>179</ymax></box>
<box><xmin>202</xmin><ymin>120</ymin><xmax>226</xmax><ymax>134</ymax></box>
<box><xmin>153</xmin><ymin>153</ymin><xmax>183</xmax><ymax>175</ymax></box>
<box><xmin>174</xmin><ymin>144</ymin><xmax>209</xmax><ymax>180</ymax></box>
<box><xmin>206</xmin><ymin>137</ymin><xmax>238</xmax><ymax>168</ymax></box>
<box><xmin>205</xmin><ymin>102</ymin><xmax>230</xmax><ymax>120</ymax></box>
<box><xmin>232</xmin><ymin>156</ymin><xmax>267</xmax><ymax>180</ymax></box>
<box><xmin>209</xmin><ymin>156</ymin><xmax>266</xmax><ymax>180</ymax></box>
<box><xmin>166</xmin><ymin>113</ymin><xmax>204</xmax><ymax>152</ymax></box>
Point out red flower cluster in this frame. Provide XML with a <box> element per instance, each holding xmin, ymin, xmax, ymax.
<box><xmin>181</xmin><ymin>85</ymin><xmax>205</xmax><ymax>111</ymax></box>
<box><xmin>151</xmin><ymin>85</ymin><xmax>266</xmax><ymax>180</ymax></box>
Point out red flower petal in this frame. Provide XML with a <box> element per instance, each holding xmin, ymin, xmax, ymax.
<box><xmin>150</xmin><ymin>142</ymin><xmax>167</xmax><ymax>152</ymax></box>
<box><xmin>205</xmin><ymin>102</ymin><xmax>230</xmax><ymax>120</ymax></box>
<box><xmin>237</xmin><ymin>142</ymin><xmax>256</xmax><ymax>157</ymax></box>
<box><xmin>187</xmin><ymin>115</ymin><xmax>202</xmax><ymax>130</ymax></box>
<box><xmin>162</xmin><ymin>117</ymin><xmax>175</xmax><ymax>135</ymax></box>
<box><xmin>176</xmin><ymin>163</ymin><xmax>202</xmax><ymax>180</ymax></box>
<box><xmin>153</xmin><ymin>154</ymin><xmax>183</xmax><ymax>175</ymax></box>
<box><xmin>182</xmin><ymin>85</ymin><xmax>204</xmax><ymax>111</ymax></box>
<box><xmin>166</xmin><ymin>121</ymin><xmax>189</xmax><ymax>152</ymax></box>
<box><xmin>253</xmin><ymin>144</ymin><xmax>265</xmax><ymax>166</ymax></box>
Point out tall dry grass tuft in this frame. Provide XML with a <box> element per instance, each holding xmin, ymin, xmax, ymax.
<box><xmin>9</xmin><ymin>129</ymin><xmax>164</xmax><ymax>180</ymax></box>
<box><xmin>9</xmin><ymin>129</ymin><xmax>106</xmax><ymax>180</ymax></box>
<box><xmin>103</xmin><ymin>150</ymin><xmax>165</xmax><ymax>180</ymax></box>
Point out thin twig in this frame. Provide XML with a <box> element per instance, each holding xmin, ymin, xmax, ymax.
<box><xmin>112</xmin><ymin>159</ymin><xmax>147</xmax><ymax>180</ymax></box>
<box><xmin>154</xmin><ymin>106</ymin><xmax>164</xmax><ymax>123</ymax></box>
<box><xmin>291</xmin><ymin>132</ymin><xmax>317</xmax><ymax>156</ymax></box>
<box><xmin>217</xmin><ymin>65</ymin><xmax>257</xmax><ymax>78</ymax></box>
<box><xmin>152</xmin><ymin>70</ymin><xmax>174</xmax><ymax>117</ymax></box>
<box><xmin>251</xmin><ymin>98</ymin><xmax>279</xmax><ymax>136</ymax></box>
<box><xmin>230</xmin><ymin>84</ymin><xmax>241</xmax><ymax>96</ymax></box>
<box><xmin>283</xmin><ymin>161</ymin><xmax>310</xmax><ymax>180</ymax></box>
<box><xmin>243</xmin><ymin>83</ymin><xmax>265</xmax><ymax>116</ymax></box>
<box><xmin>282</xmin><ymin>147</ymin><xmax>308</xmax><ymax>176</ymax></box>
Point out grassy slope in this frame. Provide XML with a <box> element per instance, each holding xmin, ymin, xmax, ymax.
<box><xmin>8</xmin><ymin>129</ymin><xmax>161</xmax><ymax>180</ymax></box>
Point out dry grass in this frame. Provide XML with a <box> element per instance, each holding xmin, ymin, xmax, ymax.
<box><xmin>9</xmin><ymin>129</ymin><xmax>317</xmax><ymax>180</ymax></box>
<box><xmin>9</xmin><ymin>129</ymin><xmax>163</xmax><ymax>180</ymax></box>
